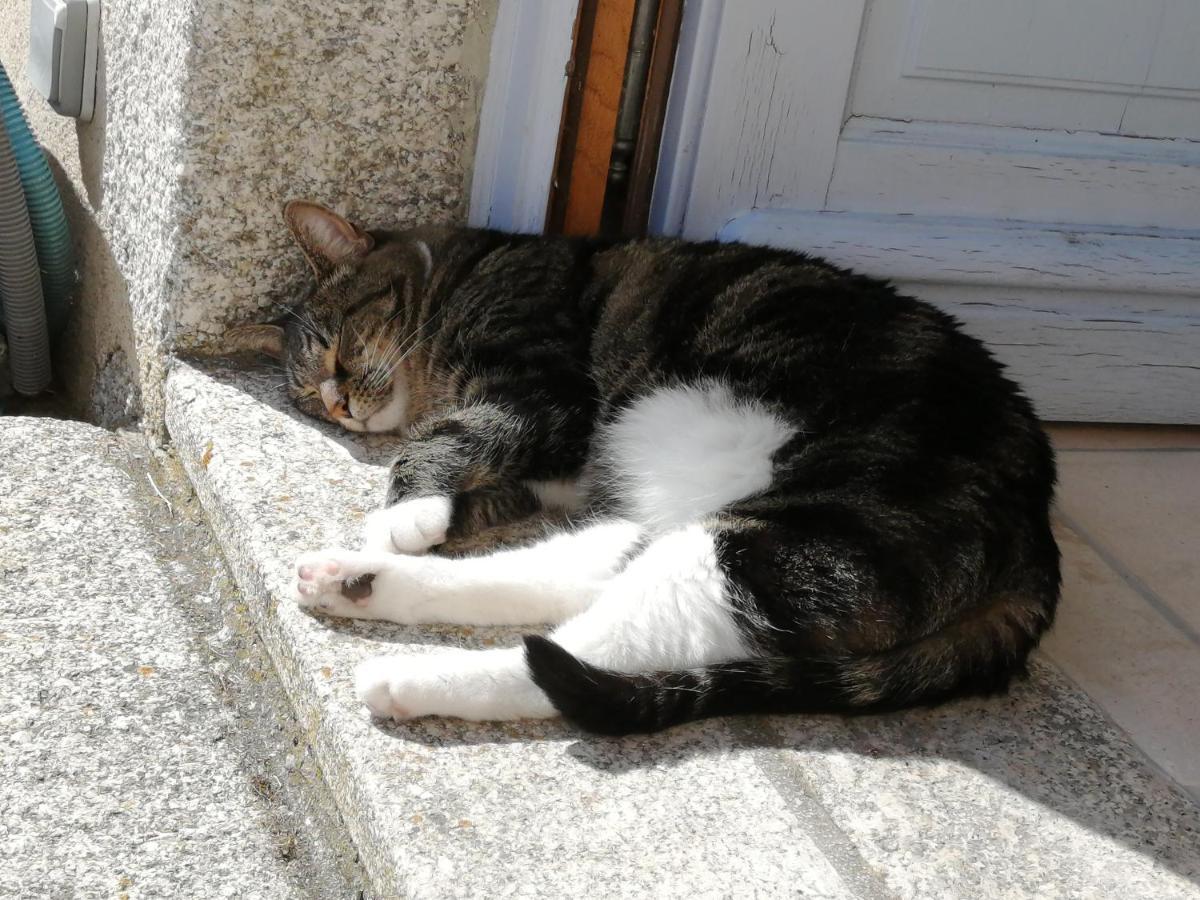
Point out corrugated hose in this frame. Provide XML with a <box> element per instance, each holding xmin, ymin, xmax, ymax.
<box><xmin>0</xmin><ymin>60</ymin><xmax>76</xmax><ymax>397</ymax></box>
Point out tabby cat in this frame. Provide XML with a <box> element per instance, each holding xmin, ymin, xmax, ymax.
<box><xmin>233</xmin><ymin>200</ymin><xmax>1060</xmax><ymax>735</ymax></box>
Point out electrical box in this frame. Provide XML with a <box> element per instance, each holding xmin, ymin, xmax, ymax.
<box><xmin>28</xmin><ymin>0</ymin><xmax>100</xmax><ymax>122</ymax></box>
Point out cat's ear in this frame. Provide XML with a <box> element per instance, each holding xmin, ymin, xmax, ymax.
<box><xmin>224</xmin><ymin>323</ymin><xmax>286</xmax><ymax>359</ymax></box>
<box><xmin>283</xmin><ymin>200</ymin><xmax>375</xmax><ymax>277</ymax></box>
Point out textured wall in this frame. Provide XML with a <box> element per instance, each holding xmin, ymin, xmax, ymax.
<box><xmin>0</xmin><ymin>0</ymin><xmax>496</xmax><ymax>432</ymax></box>
<box><xmin>0</xmin><ymin>0</ymin><xmax>193</xmax><ymax>426</ymax></box>
<box><xmin>171</xmin><ymin>0</ymin><xmax>498</xmax><ymax>346</ymax></box>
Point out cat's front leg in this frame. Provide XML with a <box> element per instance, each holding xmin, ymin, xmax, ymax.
<box><xmin>296</xmin><ymin>520</ymin><xmax>640</xmax><ymax>625</ymax></box>
<box><xmin>293</xmin><ymin>547</ymin><xmax>580</xmax><ymax>625</ymax></box>
<box><xmin>362</xmin><ymin>424</ymin><xmax>463</xmax><ymax>554</ymax></box>
<box><xmin>362</xmin><ymin>482</ymin><xmax>549</xmax><ymax>555</ymax></box>
<box><xmin>363</xmin><ymin>402</ymin><xmax>577</xmax><ymax>554</ymax></box>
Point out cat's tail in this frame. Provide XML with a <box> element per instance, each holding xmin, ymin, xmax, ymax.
<box><xmin>523</xmin><ymin>595</ymin><xmax>1051</xmax><ymax>735</ymax></box>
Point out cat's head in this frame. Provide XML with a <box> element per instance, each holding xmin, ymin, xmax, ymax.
<box><xmin>228</xmin><ymin>201</ymin><xmax>434</xmax><ymax>433</ymax></box>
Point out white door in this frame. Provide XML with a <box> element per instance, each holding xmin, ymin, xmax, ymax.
<box><xmin>651</xmin><ymin>1</ymin><xmax>1200</xmax><ymax>423</ymax></box>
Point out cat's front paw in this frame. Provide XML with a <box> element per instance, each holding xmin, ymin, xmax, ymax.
<box><xmin>294</xmin><ymin>549</ymin><xmax>387</xmax><ymax>618</ymax></box>
<box><xmin>362</xmin><ymin>496</ymin><xmax>452</xmax><ymax>554</ymax></box>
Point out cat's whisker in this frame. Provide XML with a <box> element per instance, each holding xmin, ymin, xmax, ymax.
<box><xmin>366</xmin><ymin>335</ymin><xmax>408</xmax><ymax>390</ymax></box>
<box><xmin>378</xmin><ymin>319</ymin><xmax>433</xmax><ymax>376</ymax></box>
<box><xmin>293</xmin><ymin>308</ymin><xmax>328</xmax><ymax>342</ymax></box>
<box><xmin>390</xmin><ymin>304</ymin><xmax>445</xmax><ymax>363</ymax></box>
<box><xmin>394</xmin><ymin>326</ymin><xmax>436</xmax><ymax>369</ymax></box>
<box><xmin>286</xmin><ymin>307</ymin><xmax>311</xmax><ymax>334</ymax></box>
<box><xmin>358</xmin><ymin>327</ymin><xmax>382</xmax><ymax>377</ymax></box>
<box><xmin>382</xmin><ymin>330</ymin><xmax>412</xmax><ymax>365</ymax></box>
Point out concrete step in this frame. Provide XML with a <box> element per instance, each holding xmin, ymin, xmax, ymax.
<box><xmin>165</xmin><ymin>359</ymin><xmax>1200</xmax><ymax>900</ymax></box>
<box><xmin>0</xmin><ymin>416</ymin><xmax>365</xmax><ymax>898</ymax></box>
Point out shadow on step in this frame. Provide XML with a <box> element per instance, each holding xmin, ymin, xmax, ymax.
<box><xmin>398</xmin><ymin>659</ymin><xmax>1200</xmax><ymax>887</ymax></box>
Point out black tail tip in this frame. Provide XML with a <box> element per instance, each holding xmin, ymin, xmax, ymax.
<box><xmin>522</xmin><ymin>633</ymin><xmax>568</xmax><ymax>667</ymax></box>
<box><xmin>522</xmin><ymin>634</ymin><xmax>589</xmax><ymax>701</ymax></box>
<box><xmin>522</xmin><ymin>635</ymin><xmax>642</xmax><ymax>736</ymax></box>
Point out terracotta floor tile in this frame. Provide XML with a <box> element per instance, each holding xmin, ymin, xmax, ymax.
<box><xmin>1054</xmin><ymin>449</ymin><xmax>1200</xmax><ymax>636</ymax></box>
<box><xmin>1041</xmin><ymin>523</ymin><xmax>1200</xmax><ymax>789</ymax></box>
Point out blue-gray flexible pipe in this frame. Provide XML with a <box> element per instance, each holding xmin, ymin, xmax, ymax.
<box><xmin>0</xmin><ymin>60</ymin><xmax>77</xmax><ymax>395</ymax></box>
<box><xmin>0</xmin><ymin>112</ymin><xmax>50</xmax><ymax>395</ymax></box>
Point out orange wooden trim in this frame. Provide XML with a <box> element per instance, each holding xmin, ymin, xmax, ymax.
<box><xmin>545</xmin><ymin>0</ymin><xmax>596</xmax><ymax>235</ymax></box>
<box><xmin>547</xmin><ymin>0</ymin><xmax>637</xmax><ymax>236</ymax></box>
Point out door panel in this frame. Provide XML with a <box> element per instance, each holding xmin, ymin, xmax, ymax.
<box><xmin>651</xmin><ymin>0</ymin><xmax>1200</xmax><ymax>423</ymax></box>
<box><xmin>1149</xmin><ymin>2</ymin><xmax>1200</xmax><ymax>91</ymax></box>
<box><xmin>909</xmin><ymin>1</ymin><xmax>1185</xmax><ymax>94</ymax></box>
<box><xmin>852</xmin><ymin>0</ymin><xmax>1200</xmax><ymax>136</ymax></box>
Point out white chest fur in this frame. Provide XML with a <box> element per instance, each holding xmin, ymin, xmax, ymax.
<box><xmin>596</xmin><ymin>380</ymin><xmax>797</xmax><ymax>531</ymax></box>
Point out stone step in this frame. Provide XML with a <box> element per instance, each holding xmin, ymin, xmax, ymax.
<box><xmin>166</xmin><ymin>359</ymin><xmax>1200</xmax><ymax>899</ymax></box>
<box><xmin>0</xmin><ymin>416</ymin><xmax>364</xmax><ymax>898</ymax></box>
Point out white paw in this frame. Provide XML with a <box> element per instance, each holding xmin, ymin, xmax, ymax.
<box><xmin>355</xmin><ymin>655</ymin><xmax>442</xmax><ymax>720</ymax></box>
<box><xmin>355</xmin><ymin>649</ymin><xmax>554</xmax><ymax>722</ymax></box>
<box><xmin>362</xmin><ymin>496</ymin><xmax>452</xmax><ymax>554</ymax></box>
<box><xmin>294</xmin><ymin>549</ymin><xmax>387</xmax><ymax>617</ymax></box>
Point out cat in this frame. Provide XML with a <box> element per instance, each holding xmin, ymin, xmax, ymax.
<box><xmin>230</xmin><ymin>199</ymin><xmax>1061</xmax><ymax>735</ymax></box>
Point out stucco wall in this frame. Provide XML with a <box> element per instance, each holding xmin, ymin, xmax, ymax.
<box><xmin>0</xmin><ymin>0</ymin><xmax>496</xmax><ymax>432</ymax></box>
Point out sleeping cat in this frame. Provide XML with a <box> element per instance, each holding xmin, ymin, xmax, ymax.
<box><xmin>232</xmin><ymin>199</ymin><xmax>1061</xmax><ymax>735</ymax></box>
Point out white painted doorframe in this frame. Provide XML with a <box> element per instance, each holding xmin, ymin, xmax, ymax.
<box><xmin>469</xmin><ymin>0</ymin><xmax>577</xmax><ymax>234</ymax></box>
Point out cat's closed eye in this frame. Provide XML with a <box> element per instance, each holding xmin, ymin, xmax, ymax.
<box><xmin>292</xmin><ymin>385</ymin><xmax>325</xmax><ymax>417</ymax></box>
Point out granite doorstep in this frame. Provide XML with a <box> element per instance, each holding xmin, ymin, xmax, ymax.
<box><xmin>165</xmin><ymin>359</ymin><xmax>856</xmax><ymax>899</ymax></box>
<box><xmin>165</xmin><ymin>359</ymin><xmax>1200</xmax><ymax>899</ymax></box>
<box><xmin>172</xmin><ymin>0</ymin><xmax>498</xmax><ymax>350</ymax></box>
<box><xmin>0</xmin><ymin>418</ymin><xmax>336</xmax><ymax>898</ymax></box>
<box><xmin>760</xmin><ymin>660</ymin><xmax>1200</xmax><ymax>900</ymax></box>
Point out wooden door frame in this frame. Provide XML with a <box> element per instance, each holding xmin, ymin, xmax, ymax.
<box><xmin>544</xmin><ymin>0</ymin><xmax>638</xmax><ymax>237</ymax></box>
<box><xmin>469</xmin><ymin>0</ymin><xmax>684</xmax><ymax>237</ymax></box>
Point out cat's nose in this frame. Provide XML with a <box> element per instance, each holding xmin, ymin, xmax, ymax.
<box><xmin>319</xmin><ymin>379</ymin><xmax>349</xmax><ymax>419</ymax></box>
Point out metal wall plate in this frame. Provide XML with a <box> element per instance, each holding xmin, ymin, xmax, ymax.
<box><xmin>28</xmin><ymin>0</ymin><xmax>100</xmax><ymax>122</ymax></box>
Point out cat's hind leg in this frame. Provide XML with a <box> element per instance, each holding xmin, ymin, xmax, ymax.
<box><xmin>355</xmin><ymin>524</ymin><xmax>753</xmax><ymax>723</ymax></box>
<box><xmin>294</xmin><ymin>519</ymin><xmax>639</xmax><ymax>626</ymax></box>
<box><xmin>351</xmin><ymin>382</ymin><xmax>789</xmax><ymax>721</ymax></box>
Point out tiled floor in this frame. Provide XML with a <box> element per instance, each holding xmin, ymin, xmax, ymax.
<box><xmin>1041</xmin><ymin>424</ymin><xmax>1200</xmax><ymax>802</ymax></box>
